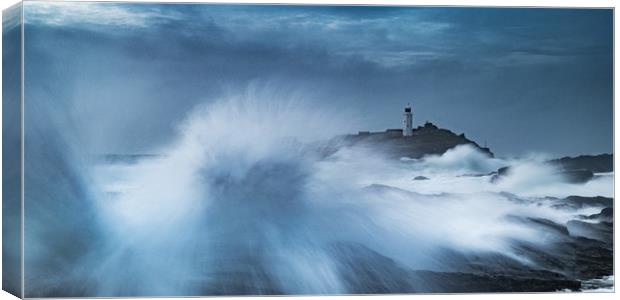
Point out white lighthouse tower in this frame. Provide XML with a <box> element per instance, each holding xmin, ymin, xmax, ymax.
<box><xmin>403</xmin><ymin>104</ymin><xmax>413</xmax><ymax>136</ymax></box>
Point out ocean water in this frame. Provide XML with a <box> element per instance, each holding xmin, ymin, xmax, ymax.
<box><xmin>24</xmin><ymin>95</ymin><xmax>614</xmax><ymax>296</ymax></box>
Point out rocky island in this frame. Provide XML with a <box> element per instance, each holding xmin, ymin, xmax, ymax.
<box><xmin>327</xmin><ymin>105</ymin><xmax>493</xmax><ymax>159</ymax></box>
<box><xmin>339</xmin><ymin>121</ymin><xmax>493</xmax><ymax>159</ymax></box>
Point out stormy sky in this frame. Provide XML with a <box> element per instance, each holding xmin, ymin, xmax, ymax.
<box><xmin>23</xmin><ymin>2</ymin><xmax>613</xmax><ymax>157</ymax></box>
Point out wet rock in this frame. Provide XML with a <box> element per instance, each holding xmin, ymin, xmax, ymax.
<box><xmin>491</xmin><ymin>166</ymin><xmax>594</xmax><ymax>184</ymax></box>
<box><xmin>552</xmin><ymin>196</ymin><xmax>613</xmax><ymax>210</ymax></box>
<box><xmin>326</xmin><ymin>242</ymin><xmax>584</xmax><ymax>293</ymax></box>
<box><xmin>410</xmin><ymin>270</ymin><xmax>581</xmax><ymax>293</ymax></box>
<box><xmin>560</xmin><ymin>169</ymin><xmax>594</xmax><ymax>183</ymax></box>
<box><xmin>571</xmin><ymin>236</ymin><xmax>614</xmax><ymax>279</ymax></box>
<box><xmin>505</xmin><ymin>215</ymin><xmax>570</xmax><ymax>236</ymax></box>
<box><xmin>549</xmin><ymin>154</ymin><xmax>613</xmax><ymax>173</ymax></box>
<box><xmin>490</xmin><ymin>166</ymin><xmax>511</xmax><ymax>183</ymax></box>
<box><xmin>567</xmin><ymin>220</ymin><xmax>613</xmax><ymax>243</ymax></box>
<box><xmin>582</xmin><ymin>207</ymin><xmax>613</xmax><ymax>222</ymax></box>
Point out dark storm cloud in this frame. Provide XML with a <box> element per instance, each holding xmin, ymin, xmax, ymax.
<box><xmin>23</xmin><ymin>2</ymin><xmax>612</xmax><ymax>156</ymax></box>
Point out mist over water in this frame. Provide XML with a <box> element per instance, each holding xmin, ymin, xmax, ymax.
<box><xmin>25</xmin><ymin>91</ymin><xmax>613</xmax><ymax>296</ymax></box>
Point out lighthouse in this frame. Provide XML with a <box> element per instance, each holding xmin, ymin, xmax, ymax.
<box><xmin>403</xmin><ymin>104</ymin><xmax>413</xmax><ymax>136</ymax></box>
